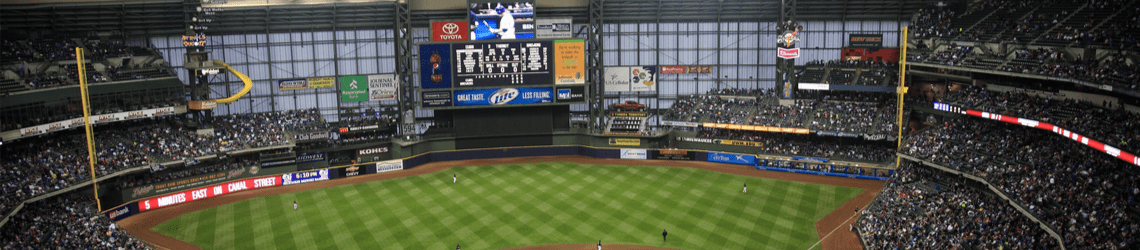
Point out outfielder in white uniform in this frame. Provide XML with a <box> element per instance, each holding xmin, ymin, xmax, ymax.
<box><xmin>453</xmin><ymin>174</ymin><xmax>457</xmax><ymax>183</ymax></box>
<box><xmin>293</xmin><ymin>200</ymin><xmax>298</xmax><ymax>210</ymax></box>
<box><xmin>743</xmin><ymin>183</ymin><xmax>747</xmax><ymax>193</ymax></box>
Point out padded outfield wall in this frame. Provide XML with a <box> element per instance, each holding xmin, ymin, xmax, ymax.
<box><xmin>102</xmin><ymin>132</ymin><xmax>891</xmax><ymax>222</ymax></box>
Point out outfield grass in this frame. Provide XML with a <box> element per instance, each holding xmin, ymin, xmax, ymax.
<box><xmin>153</xmin><ymin>162</ymin><xmax>862</xmax><ymax>249</ymax></box>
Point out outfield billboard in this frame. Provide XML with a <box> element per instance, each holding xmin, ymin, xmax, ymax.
<box><xmin>138</xmin><ymin>176</ymin><xmax>281</xmax><ymax>212</ymax></box>
<box><xmin>374</xmin><ymin>159</ymin><xmax>404</xmax><ymax>173</ymax></box>
<box><xmin>122</xmin><ymin>165</ymin><xmax>294</xmax><ymax>200</ymax></box>
<box><xmin>651</xmin><ymin>149</ymin><xmax>695</xmax><ymax>161</ymax></box>
<box><xmin>282</xmin><ymin>169</ymin><xmax>331</xmax><ymax>186</ymax></box>
<box><xmin>619</xmin><ymin>148</ymin><xmax>647</xmax><ymax>159</ymax></box>
<box><xmin>708</xmin><ymin>152</ymin><xmax>757</xmax><ymax>166</ymax></box>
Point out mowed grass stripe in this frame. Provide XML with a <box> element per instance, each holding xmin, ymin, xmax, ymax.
<box><xmin>155</xmin><ymin>162</ymin><xmax>862</xmax><ymax>250</ymax></box>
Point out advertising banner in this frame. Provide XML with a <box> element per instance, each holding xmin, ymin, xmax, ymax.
<box><xmin>815</xmin><ymin>131</ymin><xmax>860</xmax><ymax>138</ymax></box>
<box><xmin>422</xmin><ymin>91</ymin><xmax>453</xmax><ymax>108</ymax></box>
<box><xmin>296</xmin><ymin>153</ymin><xmax>326</xmax><ymax>163</ymax></box>
<box><xmin>122</xmin><ymin>165</ymin><xmax>293</xmax><ymax>200</ymax></box>
<box><xmin>357</xmin><ymin>146</ymin><xmax>390</xmax><ymax>156</ymax></box>
<box><xmin>708</xmin><ymin>152</ymin><xmax>757</xmax><ymax>166</ymax></box>
<box><xmin>849</xmin><ymin>34</ymin><xmax>883</xmax><ymax>48</ymax></box>
<box><xmin>660</xmin><ymin>121</ymin><xmax>699</xmax><ymax>127</ymax></box>
<box><xmin>282</xmin><ymin>169</ymin><xmax>331</xmax><ymax>186</ymax></box>
<box><xmin>608</xmin><ymin>138</ymin><xmax>640</xmax><ymax>146</ymax></box>
<box><xmin>337</xmin><ymin>165</ymin><xmax>366</xmax><ymax>178</ymax></box>
<box><xmin>431</xmin><ymin>20</ymin><xmax>469</xmax><ymax>41</ymax></box>
<box><xmin>375</xmin><ymin>159</ymin><xmax>404</xmax><ymax>173</ymax></box>
<box><xmin>777</xmin><ymin>48</ymin><xmax>801</xmax><ymax>59</ymax></box>
<box><xmin>307</xmin><ymin>76</ymin><xmax>334</xmax><ymax>89</ymax></box>
<box><xmin>138</xmin><ymin>176</ymin><xmax>281</xmax><ymax>212</ymax></box>
<box><xmin>719</xmin><ymin>139</ymin><xmax>761</xmax><ymax>147</ymax></box>
<box><xmin>660</xmin><ymin>65</ymin><xmax>712</xmax><ymax>74</ymax></box>
<box><xmin>677</xmin><ymin>137</ymin><xmax>715</xmax><ymax>143</ymax></box>
<box><xmin>367</xmin><ymin>74</ymin><xmax>398</xmax><ymax>101</ymax></box>
<box><xmin>419</xmin><ymin>44</ymin><xmax>453</xmax><ymax>89</ymax></box>
<box><xmin>6</xmin><ymin>105</ymin><xmax>184</xmax><ymax>139</ymax></box>
<box><xmin>553</xmin><ymin>39</ymin><xmax>585</xmax><ymax>84</ymax></box>
<box><xmin>604</xmin><ymin>66</ymin><xmax>657</xmax><ymax>92</ymax></box>
<box><xmin>555</xmin><ymin>86</ymin><xmax>585</xmax><ymax>103</ymax></box>
<box><xmin>619</xmin><ymin>148</ymin><xmax>648</xmax><ymax>159</ymax></box>
<box><xmin>791</xmin><ymin>156</ymin><xmax>829</xmax><ymax>162</ymax></box>
<box><xmin>294</xmin><ymin>131</ymin><xmax>330</xmax><ymax>142</ymax></box>
<box><xmin>339</xmin><ymin>75</ymin><xmax>368</xmax><ymax>102</ymax></box>
<box><xmin>277</xmin><ymin>78</ymin><xmax>308</xmax><ymax>91</ymax></box>
<box><xmin>536</xmin><ymin>17</ymin><xmax>572</xmax><ymax>39</ymax></box>
<box><xmin>105</xmin><ymin>204</ymin><xmax>138</xmax><ymax>221</ymax></box>
<box><xmin>604</xmin><ymin>67</ymin><xmax>630</xmax><ymax>92</ymax></box>
<box><xmin>701</xmin><ymin>122</ymin><xmax>810</xmax><ymax>134</ymax></box>
<box><xmin>651</xmin><ymin>149</ymin><xmax>696</xmax><ymax>161</ymax></box>
<box><xmin>453</xmin><ymin>87</ymin><xmax>553</xmax><ymax>106</ymax></box>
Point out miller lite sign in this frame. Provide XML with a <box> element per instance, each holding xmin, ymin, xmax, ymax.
<box><xmin>431</xmin><ymin>21</ymin><xmax>469</xmax><ymax>41</ymax></box>
<box><xmin>777</xmin><ymin>48</ymin><xmax>801</xmax><ymax>59</ymax></box>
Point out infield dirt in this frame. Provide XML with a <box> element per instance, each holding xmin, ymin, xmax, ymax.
<box><xmin>118</xmin><ymin>156</ymin><xmax>883</xmax><ymax>250</ymax></box>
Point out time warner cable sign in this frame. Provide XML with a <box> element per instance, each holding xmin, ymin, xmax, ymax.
<box><xmin>282</xmin><ymin>169</ymin><xmax>330</xmax><ymax>186</ymax></box>
<box><xmin>708</xmin><ymin>152</ymin><xmax>758</xmax><ymax>166</ymax></box>
<box><xmin>454</xmin><ymin>87</ymin><xmax>553</xmax><ymax>106</ymax></box>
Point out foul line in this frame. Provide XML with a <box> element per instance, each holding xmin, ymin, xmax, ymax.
<box><xmin>808</xmin><ymin>212</ymin><xmax>859</xmax><ymax>250</ymax></box>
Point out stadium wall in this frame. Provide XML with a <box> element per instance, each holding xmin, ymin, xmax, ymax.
<box><xmin>99</xmin><ymin>133</ymin><xmax>889</xmax><ymax>222</ymax></box>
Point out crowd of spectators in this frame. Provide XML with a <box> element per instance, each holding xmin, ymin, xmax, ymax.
<box><xmin>907</xmin><ymin>44</ymin><xmax>975</xmax><ymax>67</ymax></box>
<box><xmin>0</xmin><ymin>109</ymin><xmax>328</xmax><ymax>216</ymax></box>
<box><xmin>901</xmin><ymin>115</ymin><xmax>1139</xmax><ymax>248</ymax></box>
<box><xmin>117</xmin><ymin>157</ymin><xmax>256</xmax><ymax>189</ymax></box>
<box><xmin>909</xmin><ymin>1</ymin><xmax>1139</xmax><ymax>90</ymax></box>
<box><xmin>0</xmin><ymin>194</ymin><xmax>149</xmax><ymax>250</ymax></box>
<box><xmin>1</xmin><ymin>37</ymin><xmax>170</xmax><ymax>92</ymax></box>
<box><xmin>666</xmin><ymin>89</ymin><xmax>898</xmax><ymax>136</ymax></box>
<box><xmin>858</xmin><ymin>161</ymin><xmax>1059</xmax><ymax>249</ymax></box>
<box><xmin>934</xmin><ymin>84</ymin><xmax>1138</xmax><ymax>154</ymax></box>
<box><xmin>696</xmin><ymin>128</ymin><xmax>895</xmax><ymax>162</ymax></box>
<box><xmin>910</xmin><ymin>8</ymin><xmax>956</xmax><ymax>39</ymax></box>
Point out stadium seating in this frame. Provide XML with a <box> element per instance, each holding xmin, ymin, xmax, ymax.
<box><xmin>935</xmin><ymin>84</ymin><xmax>1139</xmax><ymax>154</ymax></box>
<box><xmin>0</xmin><ymin>194</ymin><xmax>148</xmax><ymax>250</ymax></box>
<box><xmin>901</xmin><ymin>116</ymin><xmax>1139</xmax><ymax>248</ymax></box>
<box><xmin>859</xmin><ymin>161</ymin><xmax>1059</xmax><ymax>249</ymax></box>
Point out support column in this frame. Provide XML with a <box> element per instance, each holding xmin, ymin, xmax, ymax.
<box><xmin>587</xmin><ymin>0</ymin><xmax>604</xmax><ymax>132</ymax></box>
<box><xmin>394</xmin><ymin>2</ymin><xmax>416</xmax><ymax>136</ymax></box>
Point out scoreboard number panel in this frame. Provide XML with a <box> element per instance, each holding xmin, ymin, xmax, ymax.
<box><xmin>454</xmin><ymin>41</ymin><xmax>553</xmax><ymax>87</ymax></box>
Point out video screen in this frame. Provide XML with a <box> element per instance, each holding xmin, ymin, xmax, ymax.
<box><xmin>468</xmin><ymin>1</ymin><xmax>535</xmax><ymax>40</ymax></box>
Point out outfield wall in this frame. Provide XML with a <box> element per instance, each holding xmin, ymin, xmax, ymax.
<box><xmin>103</xmin><ymin>141</ymin><xmax>891</xmax><ymax>222</ymax></box>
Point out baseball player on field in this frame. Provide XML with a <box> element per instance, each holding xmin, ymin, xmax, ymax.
<box><xmin>293</xmin><ymin>200</ymin><xmax>298</xmax><ymax>210</ymax></box>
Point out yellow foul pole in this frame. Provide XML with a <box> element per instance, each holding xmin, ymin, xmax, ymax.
<box><xmin>895</xmin><ymin>27</ymin><xmax>908</xmax><ymax>169</ymax></box>
<box><xmin>77</xmin><ymin>47</ymin><xmax>102</xmax><ymax>211</ymax></box>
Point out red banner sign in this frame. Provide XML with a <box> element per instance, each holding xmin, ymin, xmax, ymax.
<box><xmin>431</xmin><ymin>21</ymin><xmax>469</xmax><ymax>41</ymax></box>
<box><xmin>138</xmin><ymin>176</ymin><xmax>281</xmax><ymax>212</ymax></box>
<box><xmin>777</xmin><ymin>48</ymin><xmax>801</xmax><ymax>59</ymax></box>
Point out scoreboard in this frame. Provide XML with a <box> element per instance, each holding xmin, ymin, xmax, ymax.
<box><xmin>454</xmin><ymin>41</ymin><xmax>552</xmax><ymax>86</ymax></box>
<box><xmin>418</xmin><ymin>38</ymin><xmax>585</xmax><ymax>109</ymax></box>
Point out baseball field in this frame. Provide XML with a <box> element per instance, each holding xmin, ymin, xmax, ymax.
<box><xmin>146</xmin><ymin>160</ymin><xmax>865</xmax><ymax>250</ymax></box>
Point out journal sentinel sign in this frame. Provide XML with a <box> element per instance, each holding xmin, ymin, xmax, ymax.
<box><xmin>708</xmin><ymin>152</ymin><xmax>757</xmax><ymax>166</ymax></box>
<box><xmin>454</xmin><ymin>87</ymin><xmax>553</xmax><ymax>106</ymax></box>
